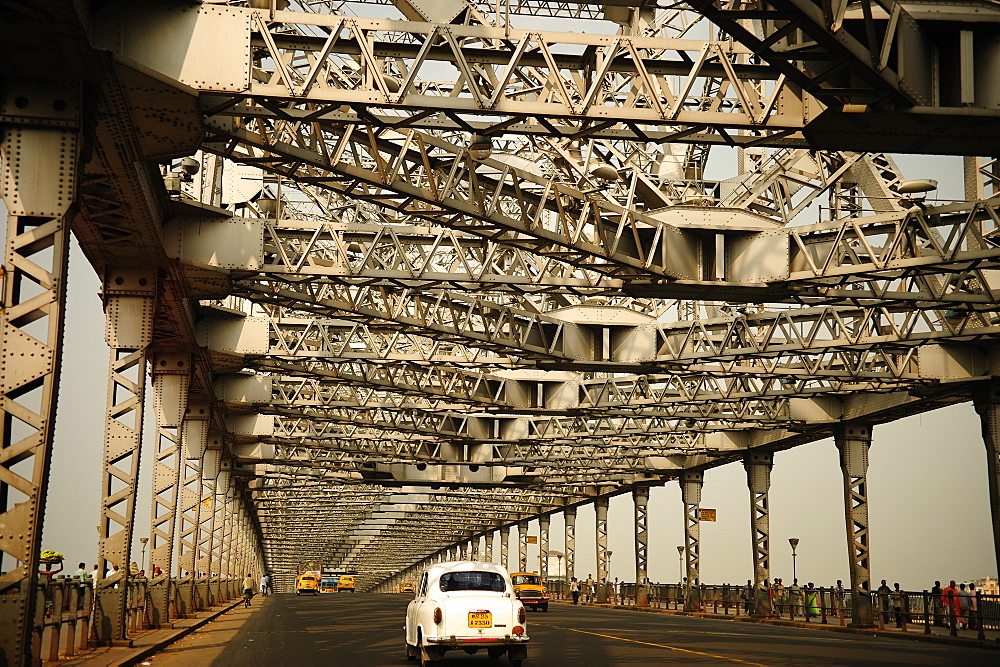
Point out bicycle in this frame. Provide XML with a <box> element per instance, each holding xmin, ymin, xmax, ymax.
<box><xmin>243</xmin><ymin>589</ymin><xmax>254</xmax><ymax>608</ymax></box>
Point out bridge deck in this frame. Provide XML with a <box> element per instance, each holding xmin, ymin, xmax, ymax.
<box><xmin>64</xmin><ymin>594</ymin><xmax>998</xmax><ymax>666</ymax></box>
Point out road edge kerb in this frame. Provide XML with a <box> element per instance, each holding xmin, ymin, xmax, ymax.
<box><xmin>109</xmin><ymin>600</ymin><xmax>244</xmax><ymax>667</ymax></box>
<box><xmin>549</xmin><ymin>600</ymin><xmax>1000</xmax><ymax>651</ymax></box>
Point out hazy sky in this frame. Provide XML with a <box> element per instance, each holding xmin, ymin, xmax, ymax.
<box><xmin>24</xmin><ymin>151</ymin><xmax>998</xmax><ymax>590</ymax></box>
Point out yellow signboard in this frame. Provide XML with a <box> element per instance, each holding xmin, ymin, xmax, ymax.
<box><xmin>699</xmin><ymin>508</ymin><xmax>717</xmax><ymax>522</ymax></box>
<box><xmin>526</xmin><ymin>536</ymin><xmax>537</xmax><ymax>544</ymax></box>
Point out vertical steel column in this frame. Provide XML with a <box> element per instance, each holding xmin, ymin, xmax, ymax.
<box><xmin>211</xmin><ymin>469</ymin><xmax>231</xmax><ymax>579</ymax></box>
<box><xmin>681</xmin><ymin>471</ymin><xmax>703</xmax><ymax>611</ymax></box>
<box><xmin>973</xmin><ymin>376</ymin><xmax>1000</xmax><ymax>586</ymax></box>
<box><xmin>471</xmin><ymin>535</ymin><xmax>480</xmax><ymax>562</ymax></box>
<box><xmin>595</xmin><ymin>498</ymin><xmax>609</xmax><ymax>602</ymax></box>
<box><xmin>197</xmin><ymin>445</ymin><xmax>223</xmax><ymax>605</ymax></box>
<box><xmin>633</xmin><ymin>487</ymin><xmax>649</xmax><ymax>606</ymax></box>
<box><xmin>744</xmin><ymin>451</ymin><xmax>774</xmax><ymax>617</ymax></box>
<box><xmin>835</xmin><ymin>423</ymin><xmax>874</xmax><ymax>627</ymax></box>
<box><xmin>484</xmin><ymin>531</ymin><xmax>493</xmax><ymax>563</ymax></box>
<box><xmin>500</xmin><ymin>525</ymin><xmax>510</xmax><ymax>571</ymax></box>
<box><xmin>146</xmin><ymin>355</ymin><xmax>191</xmax><ymax>627</ymax></box>
<box><xmin>0</xmin><ymin>99</ymin><xmax>78</xmax><ymax>664</ymax></box>
<box><xmin>518</xmin><ymin>520</ymin><xmax>529</xmax><ymax>571</ymax></box>
<box><xmin>564</xmin><ymin>507</ymin><xmax>576</xmax><ymax>582</ymax></box>
<box><xmin>539</xmin><ymin>515</ymin><xmax>550</xmax><ymax>583</ymax></box>
<box><xmin>96</xmin><ymin>269</ymin><xmax>156</xmax><ymax>643</ymax></box>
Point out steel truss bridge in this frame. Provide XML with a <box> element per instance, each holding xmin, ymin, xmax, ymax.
<box><xmin>2</xmin><ymin>0</ymin><xmax>1000</xmax><ymax>662</ymax></box>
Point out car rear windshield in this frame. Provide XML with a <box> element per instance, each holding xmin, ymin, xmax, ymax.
<box><xmin>439</xmin><ymin>571</ymin><xmax>506</xmax><ymax>593</ymax></box>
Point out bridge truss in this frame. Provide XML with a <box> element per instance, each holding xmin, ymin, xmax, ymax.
<box><xmin>3</xmin><ymin>0</ymin><xmax>1000</xmax><ymax>661</ymax></box>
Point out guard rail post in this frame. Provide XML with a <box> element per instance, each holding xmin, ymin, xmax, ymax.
<box><xmin>976</xmin><ymin>592</ymin><xmax>985</xmax><ymax>641</ymax></box>
<box><xmin>820</xmin><ymin>588</ymin><xmax>828</xmax><ymax>624</ymax></box>
<box><xmin>78</xmin><ymin>583</ymin><xmax>92</xmax><ymax>653</ymax></box>
<box><xmin>922</xmin><ymin>591</ymin><xmax>931</xmax><ymax>634</ymax></box>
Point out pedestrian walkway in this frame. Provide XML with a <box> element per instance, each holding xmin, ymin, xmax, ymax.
<box><xmin>58</xmin><ymin>600</ymin><xmax>245</xmax><ymax>667</ymax></box>
<box><xmin>555</xmin><ymin>598</ymin><xmax>1000</xmax><ymax>651</ymax></box>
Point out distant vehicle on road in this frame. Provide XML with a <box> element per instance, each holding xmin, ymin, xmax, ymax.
<box><xmin>337</xmin><ymin>574</ymin><xmax>356</xmax><ymax>593</ymax></box>
<box><xmin>295</xmin><ymin>573</ymin><xmax>320</xmax><ymax>595</ymax></box>
<box><xmin>400</xmin><ymin>582</ymin><xmax>415</xmax><ymax>594</ymax></box>
<box><xmin>405</xmin><ymin>561</ymin><xmax>528</xmax><ymax>666</ymax></box>
<box><xmin>511</xmin><ymin>572</ymin><xmax>549</xmax><ymax>612</ymax></box>
<box><xmin>320</xmin><ymin>576</ymin><xmax>339</xmax><ymax>593</ymax></box>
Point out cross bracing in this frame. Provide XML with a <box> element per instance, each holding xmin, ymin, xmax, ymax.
<box><xmin>4</xmin><ymin>1</ymin><xmax>1000</xmax><ymax>656</ymax></box>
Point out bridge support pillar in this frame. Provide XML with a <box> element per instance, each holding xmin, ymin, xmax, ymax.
<box><xmin>0</xmin><ymin>97</ymin><xmax>79</xmax><ymax>664</ymax></box>
<box><xmin>564</xmin><ymin>507</ymin><xmax>576</xmax><ymax>582</ymax></box>
<box><xmin>973</xmin><ymin>376</ymin><xmax>1000</xmax><ymax>581</ymax></box>
<box><xmin>500</xmin><ymin>525</ymin><xmax>510</xmax><ymax>571</ymax></box>
<box><xmin>835</xmin><ymin>423</ymin><xmax>875</xmax><ymax>628</ymax></box>
<box><xmin>95</xmin><ymin>268</ymin><xmax>157</xmax><ymax>644</ymax></box>
<box><xmin>484</xmin><ymin>531</ymin><xmax>493</xmax><ymax>563</ymax></box>
<box><xmin>682</xmin><ymin>471</ymin><xmax>703</xmax><ymax>611</ymax></box>
<box><xmin>518</xmin><ymin>519</ymin><xmax>529</xmax><ymax>571</ymax></box>
<box><xmin>471</xmin><ymin>535</ymin><xmax>480</xmax><ymax>561</ymax></box>
<box><xmin>146</xmin><ymin>357</ymin><xmax>192</xmax><ymax>627</ymax></box>
<box><xmin>595</xmin><ymin>498</ymin><xmax>609</xmax><ymax>602</ymax></box>
<box><xmin>539</xmin><ymin>515</ymin><xmax>550</xmax><ymax>583</ymax></box>
<box><xmin>634</xmin><ymin>487</ymin><xmax>649</xmax><ymax>606</ymax></box>
<box><xmin>745</xmin><ymin>451</ymin><xmax>774</xmax><ymax>617</ymax></box>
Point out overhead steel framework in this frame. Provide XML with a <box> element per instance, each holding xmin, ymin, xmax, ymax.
<box><xmin>3</xmin><ymin>0</ymin><xmax>1000</xmax><ymax>662</ymax></box>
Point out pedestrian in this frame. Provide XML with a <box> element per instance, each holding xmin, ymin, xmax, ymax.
<box><xmin>153</xmin><ymin>565</ymin><xmax>162</xmax><ymax>578</ymax></box>
<box><xmin>942</xmin><ymin>580</ymin><xmax>960</xmax><ymax>629</ymax></box>
<box><xmin>570</xmin><ymin>577</ymin><xmax>580</xmax><ymax>605</ymax></box>
<box><xmin>260</xmin><ymin>572</ymin><xmax>271</xmax><ymax>596</ymax></box>
<box><xmin>931</xmin><ymin>580</ymin><xmax>945</xmax><ymax>626</ymax></box>
<box><xmin>242</xmin><ymin>573</ymin><xmax>256</xmax><ymax>606</ymax></box>
<box><xmin>958</xmin><ymin>583</ymin><xmax>971</xmax><ymax>630</ymax></box>
<box><xmin>773</xmin><ymin>578</ymin><xmax>785</xmax><ymax>614</ymax></box>
<box><xmin>968</xmin><ymin>583</ymin><xmax>979</xmax><ymax>630</ymax></box>
<box><xmin>585</xmin><ymin>574</ymin><xmax>594</xmax><ymax>603</ymax></box>
<box><xmin>833</xmin><ymin>579</ymin><xmax>846</xmax><ymax>619</ymax></box>
<box><xmin>90</xmin><ymin>563</ymin><xmax>99</xmax><ymax>586</ymax></box>
<box><xmin>742</xmin><ymin>579</ymin><xmax>753</xmax><ymax>612</ymax></box>
<box><xmin>876</xmin><ymin>579</ymin><xmax>892</xmax><ymax>625</ymax></box>
<box><xmin>788</xmin><ymin>579</ymin><xmax>802</xmax><ymax>617</ymax></box>
<box><xmin>73</xmin><ymin>562</ymin><xmax>88</xmax><ymax>609</ymax></box>
<box><xmin>805</xmin><ymin>583</ymin><xmax>820</xmax><ymax>617</ymax></box>
<box><xmin>891</xmin><ymin>583</ymin><xmax>903</xmax><ymax>628</ymax></box>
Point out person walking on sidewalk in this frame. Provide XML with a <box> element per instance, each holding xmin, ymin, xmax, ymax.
<box><xmin>876</xmin><ymin>580</ymin><xmax>892</xmax><ymax>625</ymax></box>
<box><xmin>968</xmin><ymin>583</ymin><xmax>979</xmax><ymax>630</ymax></box>
<box><xmin>942</xmin><ymin>580</ymin><xmax>960</xmax><ymax>630</ymax></box>
<box><xmin>931</xmin><ymin>581</ymin><xmax>945</xmax><ymax>626</ymax></box>
<box><xmin>570</xmin><ymin>577</ymin><xmax>580</xmax><ymax>605</ymax></box>
<box><xmin>890</xmin><ymin>583</ymin><xmax>904</xmax><ymax>628</ymax></box>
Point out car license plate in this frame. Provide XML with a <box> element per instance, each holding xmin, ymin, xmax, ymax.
<box><xmin>468</xmin><ymin>612</ymin><xmax>492</xmax><ymax>628</ymax></box>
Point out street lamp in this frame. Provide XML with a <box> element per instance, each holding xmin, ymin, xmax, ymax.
<box><xmin>788</xmin><ymin>538</ymin><xmax>799</xmax><ymax>583</ymax></box>
<box><xmin>139</xmin><ymin>537</ymin><xmax>149</xmax><ymax>575</ymax></box>
<box><xmin>676</xmin><ymin>545</ymin><xmax>684</xmax><ymax>582</ymax></box>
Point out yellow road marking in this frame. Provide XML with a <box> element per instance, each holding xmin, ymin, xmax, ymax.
<box><xmin>548</xmin><ymin>625</ymin><xmax>766</xmax><ymax>666</ymax></box>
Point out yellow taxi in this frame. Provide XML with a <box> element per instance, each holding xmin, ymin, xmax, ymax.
<box><xmin>337</xmin><ymin>574</ymin><xmax>356</xmax><ymax>593</ymax></box>
<box><xmin>295</xmin><ymin>573</ymin><xmax>320</xmax><ymax>595</ymax></box>
<box><xmin>510</xmin><ymin>572</ymin><xmax>549</xmax><ymax>612</ymax></box>
<box><xmin>400</xmin><ymin>581</ymin><xmax>415</xmax><ymax>593</ymax></box>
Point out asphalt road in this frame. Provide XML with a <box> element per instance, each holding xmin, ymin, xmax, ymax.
<box><xmin>144</xmin><ymin>594</ymin><xmax>996</xmax><ymax>666</ymax></box>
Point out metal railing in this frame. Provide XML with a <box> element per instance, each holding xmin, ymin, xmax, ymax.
<box><xmin>543</xmin><ymin>580</ymin><xmax>1000</xmax><ymax>640</ymax></box>
<box><xmin>38</xmin><ymin>574</ymin><xmax>243</xmax><ymax>661</ymax></box>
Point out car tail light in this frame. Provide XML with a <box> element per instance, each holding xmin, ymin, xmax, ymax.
<box><xmin>433</xmin><ymin>607</ymin><xmax>443</xmax><ymax>624</ymax></box>
<box><xmin>513</xmin><ymin>625</ymin><xmax>525</xmax><ymax>635</ymax></box>
<box><xmin>517</xmin><ymin>607</ymin><xmax>525</xmax><ymax>623</ymax></box>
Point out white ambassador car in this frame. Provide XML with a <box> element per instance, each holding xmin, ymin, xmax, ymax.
<box><xmin>405</xmin><ymin>561</ymin><xmax>528</xmax><ymax>666</ymax></box>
